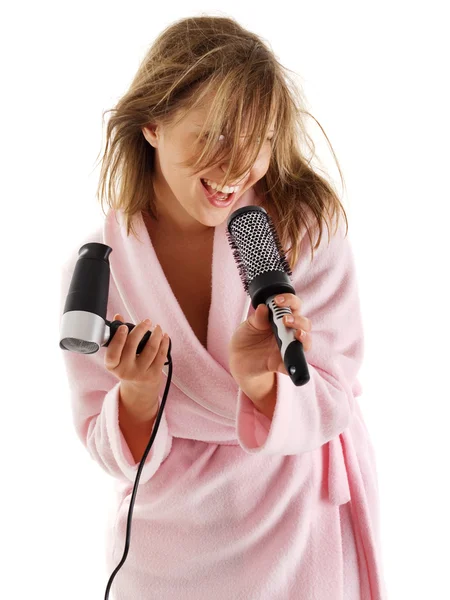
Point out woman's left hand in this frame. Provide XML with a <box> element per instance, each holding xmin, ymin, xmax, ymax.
<box><xmin>229</xmin><ymin>293</ymin><xmax>312</xmax><ymax>384</ymax></box>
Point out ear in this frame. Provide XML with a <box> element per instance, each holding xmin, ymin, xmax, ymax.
<box><xmin>142</xmin><ymin>124</ymin><xmax>159</xmax><ymax>148</ymax></box>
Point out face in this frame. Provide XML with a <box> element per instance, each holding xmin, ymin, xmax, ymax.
<box><xmin>142</xmin><ymin>97</ymin><xmax>275</xmax><ymax>237</ymax></box>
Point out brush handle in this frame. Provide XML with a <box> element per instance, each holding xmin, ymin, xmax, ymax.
<box><xmin>266</xmin><ymin>296</ymin><xmax>310</xmax><ymax>386</ymax></box>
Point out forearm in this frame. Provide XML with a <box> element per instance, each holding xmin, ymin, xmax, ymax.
<box><xmin>118</xmin><ymin>383</ymin><xmax>159</xmax><ymax>464</ymax></box>
<box><xmin>239</xmin><ymin>372</ymin><xmax>277</xmax><ymax>420</ymax></box>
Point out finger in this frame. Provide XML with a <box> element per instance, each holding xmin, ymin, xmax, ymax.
<box><xmin>120</xmin><ymin>320</ymin><xmax>153</xmax><ymax>362</ymax></box>
<box><xmin>136</xmin><ymin>324</ymin><xmax>164</xmax><ymax>368</ymax></box>
<box><xmin>283</xmin><ymin>313</ymin><xmax>312</xmax><ymax>331</ymax></box>
<box><xmin>108</xmin><ymin>315</ymin><xmax>128</xmax><ymax>347</ymax></box>
<box><xmin>149</xmin><ymin>331</ymin><xmax>170</xmax><ymax>371</ymax></box>
<box><xmin>256</xmin><ymin>303</ymin><xmax>268</xmax><ymax>318</ymax></box>
<box><xmin>104</xmin><ymin>324</ymin><xmax>128</xmax><ymax>370</ymax></box>
<box><xmin>274</xmin><ymin>293</ymin><xmax>302</xmax><ymax>312</ymax></box>
<box><xmin>249</xmin><ymin>304</ymin><xmax>271</xmax><ymax>331</ymax></box>
<box><xmin>296</xmin><ymin>329</ymin><xmax>312</xmax><ymax>351</ymax></box>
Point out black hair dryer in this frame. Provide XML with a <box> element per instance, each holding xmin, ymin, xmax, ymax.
<box><xmin>59</xmin><ymin>242</ymin><xmax>167</xmax><ymax>356</ymax></box>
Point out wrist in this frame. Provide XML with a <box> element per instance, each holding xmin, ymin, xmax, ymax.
<box><xmin>119</xmin><ymin>381</ymin><xmax>159</xmax><ymax>424</ymax></box>
<box><xmin>239</xmin><ymin>372</ymin><xmax>277</xmax><ymax>420</ymax></box>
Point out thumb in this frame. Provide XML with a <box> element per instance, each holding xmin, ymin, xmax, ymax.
<box><xmin>249</xmin><ymin>303</ymin><xmax>271</xmax><ymax>331</ymax></box>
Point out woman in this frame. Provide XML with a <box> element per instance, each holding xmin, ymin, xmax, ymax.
<box><xmin>60</xmin><ymin>14</ymin><xmax>387</xmax><ymax>599</ymax></box>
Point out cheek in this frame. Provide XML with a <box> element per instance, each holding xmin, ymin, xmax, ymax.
<box><xmin>165</xmin><ymin>149</ymin><xmax>192</xmax><ymax>181</ymax></box>
<box><xmin>251</xmin><ymin>155</ymin><xmax>271</xmax><ymax>182</ymax></box>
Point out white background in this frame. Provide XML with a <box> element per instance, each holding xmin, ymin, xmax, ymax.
<box><xmin>2</xmin><ymin>1</ymin><xmax>449</xmax><ymax>598</ymax></box>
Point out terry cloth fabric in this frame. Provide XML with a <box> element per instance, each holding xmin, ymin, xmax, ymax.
<box><xmin>59</xmin><ymin>186</ymin><xmax>388</xmax><ymax>599</ymax></box>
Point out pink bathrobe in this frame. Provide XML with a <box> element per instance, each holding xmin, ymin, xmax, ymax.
<box><xmin>59</xmin><ymin>187</ymin><xmax>387</xmax><ymax>599</ymax></box>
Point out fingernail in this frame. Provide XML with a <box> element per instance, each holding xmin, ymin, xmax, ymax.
<box><xmin>144</xmin><ymin>318</ymin><xmax>151</xmax><ymax>324</ymax></box>
<box><xmin>275</xmin><ymin>296</ymin><xmax>285</xmax><ymax>303</ymax></box>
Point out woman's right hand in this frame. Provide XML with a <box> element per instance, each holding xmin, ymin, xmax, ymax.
<box><xmin>104</xmin><ymin>313</ymin><xmax>170</xmax><ymax>416</ymax></box>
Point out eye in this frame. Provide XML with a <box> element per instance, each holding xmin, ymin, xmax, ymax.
<box><xmin>201</xmin><ymin>133</ymin><xmax>273</xmax><ymax>145</ymax></box>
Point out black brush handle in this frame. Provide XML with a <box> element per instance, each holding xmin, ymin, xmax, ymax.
<box><xmin>266</xmin><ymin>296</ymin><xmax>310</xmax><ymax>386</ymax></box>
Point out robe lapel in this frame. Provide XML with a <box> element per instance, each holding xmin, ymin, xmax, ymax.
<box><xmin>103</xmin><ymin>187</ymin><xmax>260</xmax><ymax>417</ymax></box>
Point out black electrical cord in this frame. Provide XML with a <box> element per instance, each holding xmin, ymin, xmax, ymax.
<box><xmin>104</xmin><ymin>340</ymin><xmax>173</xmax><ymax>599</ymax></box>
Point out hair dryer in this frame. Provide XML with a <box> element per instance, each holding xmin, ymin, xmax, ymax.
<box><xmin>59</xmin><ymin>242</ymin><xmax>170</xmax><ymax>356</ymax></box>
<box><xmin>59</xmin><ymin>241</ymin><xmax>173</xmax><ymax>599</ymax></box>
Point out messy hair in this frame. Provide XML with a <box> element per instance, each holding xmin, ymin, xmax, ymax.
<box><xmin>95</xmin><ymin>15</ymin><xmax>348</xmax><ymax>268</ymax></box>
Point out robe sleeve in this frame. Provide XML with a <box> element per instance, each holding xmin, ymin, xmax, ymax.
<box><xmin>59</xmin><ymin>261</ymin><xmax>172</xmax><ymax>484</ymax></box>
<box><xmin>236</xmin><ymin>215</ymin><xmax>364</xmax><ymax>455</ymax></box>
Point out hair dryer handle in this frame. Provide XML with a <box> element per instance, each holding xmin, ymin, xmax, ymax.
<box><xmin>104</xmin><ymin>319</ymin><xmax>151</xmax><ymax>355</ymax></box>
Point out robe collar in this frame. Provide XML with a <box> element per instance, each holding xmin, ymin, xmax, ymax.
<box><xmin>103</xmin><ymin>187</ymin><xmax>261</xmax><ymax>417</ymax></box>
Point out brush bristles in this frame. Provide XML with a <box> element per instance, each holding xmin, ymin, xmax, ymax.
<box><xmin>225</xmin><ymin>231</ymin><xmax>251</xmax><ymax>293</ymax></box>
<box><xmin>226</xmin><ymin>208</ymin><xmax>293</xmax><ymax>294</ymax></box>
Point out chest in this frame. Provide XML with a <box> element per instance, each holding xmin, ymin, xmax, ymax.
<box><xmin>151</xmin><ymin>234</ymin><xmax>213</xmax><ymax>349</ymax></box>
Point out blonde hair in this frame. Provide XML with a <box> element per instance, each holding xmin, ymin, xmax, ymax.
<box><xmin>95</xmin><ymin>15</ymin><xmax>348</xmax><ymax>268</ymax></box>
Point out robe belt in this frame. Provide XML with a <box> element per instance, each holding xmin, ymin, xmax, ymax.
<box><xmin>174</xmin><ymin>433</ymin><xmax>351</xmax><ymax>508</ymax></box>
<box><xmin>327</xmin><ymin>434</ymin><xmax>351</xmax><ymax>506</ymax></box>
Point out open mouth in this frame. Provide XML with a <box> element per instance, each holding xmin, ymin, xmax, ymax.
<box><xmin>200</xmin><ymin>178</ymin><xmax>233</xmax><ymax>200</ymax></box>
<box><xmin>200</xmin><ymin>178</ymin><xmax>237</xmax><ymax>207</ymax></box>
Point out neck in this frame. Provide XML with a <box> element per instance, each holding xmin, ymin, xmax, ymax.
<box><xmin>143</xmin><ymin>209</ymin><xmax>214</xmax><ymax>245</ymax></box>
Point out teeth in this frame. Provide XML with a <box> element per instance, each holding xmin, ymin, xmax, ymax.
<box><xmin>202</xmin><ymin>179</ymin><xmax>238</xmax><ymax>194</ymax></box>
